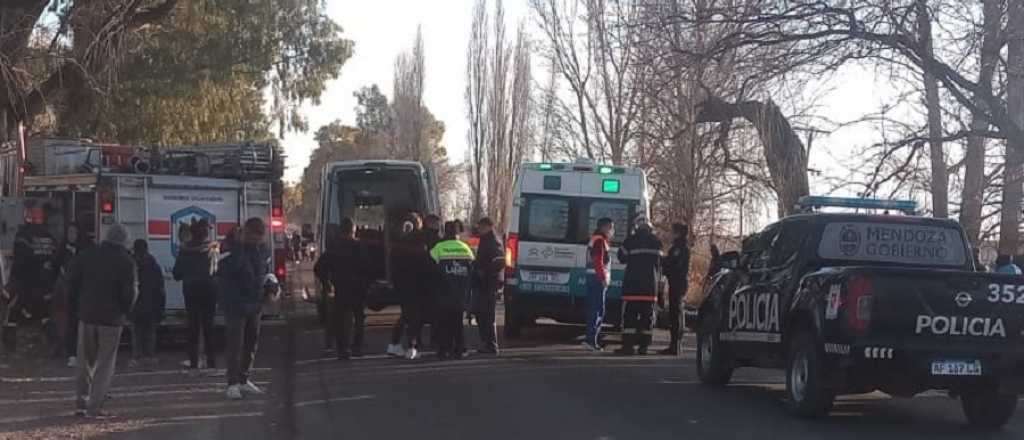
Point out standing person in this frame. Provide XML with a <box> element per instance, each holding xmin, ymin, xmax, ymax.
<box><xmin>314</xmin><ymin>224</ymin><xmax>342</xmax><ymax>354</ymax></box>
<box><xmin>4</xmin><ymin>208</ymin><xmax>59</xmax><ymax>355</ymax></box>
<box><xmin>615</xmin><ymin>217</ymin><xmax>663</xmax><ymax>356</ymax></box>
<box><xmin>421</xmin><ymin>214</ymin><xmax>442</xmax><ymax>249</ymax></box>
<box><xmin>66</xmin><ymin>224</ymin><xmax>137</xmax><ymax>418</ymax></box>
<box><xmin>54</xmin><ymin>223</ymin><xmax>93</xmax><ymax>367</ymax></box>
<box><xmin>172</xmin><ymin>220</ymin><xmax>219</xmax><ymax>375</ymax></box>
<box><xmin>418</xmin><ymin>213</ymin><xmax>442</xmax><ymax>348</ymax></box>
<box><xmin>660</xmin><ymin>223</ymin><xmax>690</xmax><ymax>355</ymax></box>
<box><xmin>583</xmin><ymin>218</ymin><xmax>614</xmax><ymax>352</ymax></box>
<box><xmin>387</xmin><ymin>215</ymin><xmax>422</xmax><ymax>356</ymax></box>
<box><xmin>995</xmin><ymin>254</ymin><xmax>1022</xmax><ymax>274</ymax></box>
<box><xmin>473</xmin><ymin>218</ymin><xmax>504</xmax><ymax>355</ymax></box>
<box><xmin>130</xmin><ymin>239</ymin><xmax>165</xmax><ymax>367</ymax></box>
<box><xmin>430</xmin><ymin>221</ymin><xmax>475</xmax><ymax>360</ymax></box>
<box><xmin>315</xmin><ymin>218</ymin><xmax>370</xmax><ymax>360</ymax></box>
<box><xmin>220</xmin><ymin>217</ymin><xmax>279</xmax><ymax>400</ymax></box>
<box><xmin>290</xmin><ymin>232</ymin><xmax>302</xmax><ymax>263</ymax></box>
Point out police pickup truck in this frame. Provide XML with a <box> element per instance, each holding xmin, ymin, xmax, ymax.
<box><xmin>694</xmin><ymin>196</ymin><xmax>1024</xmax><ymax>429</ymax></box>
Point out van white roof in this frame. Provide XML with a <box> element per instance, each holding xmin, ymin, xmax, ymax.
<box><xmin>326</xmin><ymin>160</ymin><xmax>425</xmax><ymax>171</ymax></box>
<box><xmin>520</xmin><ymin>161</ymin><xmax>645</xmax><ymax>175</ymax></box>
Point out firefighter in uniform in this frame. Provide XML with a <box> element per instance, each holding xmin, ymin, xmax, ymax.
<box><xmin>660</xmin><ymin>223</ymin><xmax>690</xmax><ymax>355</ymax></box>
<box><xmin>430</xmin><ymin>221</ymin><xmax>475</xmax><ymax>360</ymax></box>
<box><xmin>3</xmin><ymin>207</ymin><xmax>59</xmax><ymax>353</ymax></box>
<box><xmin>615</xmin><ymin>217</ymin><xmax>662</xmax><ymax>356</ymax></box>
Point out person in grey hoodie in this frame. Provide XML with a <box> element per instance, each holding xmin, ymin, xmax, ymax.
<box><xmin>65</xmin><ymin>224</ymin><xmax>137</xmax><ymax>418</ymax></box>
<box><xmin>172</xmin><ymin>219</ymin><xmax>220</xmax><ymax>373</ymax></box>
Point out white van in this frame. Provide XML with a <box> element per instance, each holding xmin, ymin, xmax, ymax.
<box><xmin>503</xmin><ymin>158</ymin><xmax>650</xmax><ymax>336</ymax></box>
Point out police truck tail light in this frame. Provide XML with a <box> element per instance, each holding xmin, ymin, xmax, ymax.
<box><xmin>845</xmin><ymin>275</ymin><xmax>874</xmax><ymax>333</ymax></box>
<box><xmin>505</xmin><ymin>233</ymin><xmax>519</xmax><ymax>278</ymax></box>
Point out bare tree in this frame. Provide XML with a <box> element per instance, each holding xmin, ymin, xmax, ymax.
<box><xmin>917</xmin><ymin>0</ymin><xmax>948</xmax><ymax>218</ymax></box>
<box><xmin>486</xmin><ymin>0</ymin><xmax>510</xmax><ymax>221</ymax></box>
<box><xmin>466</xmin><ymin>0</ymin><xmax>490</xmax><ymax>222</ymax></box>
<box><xmin>1001</xmin><ymin>0</ymin><xmax>1024</xmax><ymax>254</ymax></box>
<box><xmin>392</xmin><ymin>27</ymin><xmax>427</xmax><ymax>162</ymax></box>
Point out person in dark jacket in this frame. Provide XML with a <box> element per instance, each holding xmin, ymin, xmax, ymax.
<box><xmin>66</xmin><ymin>224</ymin><xmax>137</xmax><ymax>418</ymax></box>
<box><xmin>422</xmin><ymin>214</ymin><xmax>442</xmax><ymax>249</ymax></box>
<box><xmin>130</xmin><ymin>239</ymin><xmax>165</xmax><ymax>367</ymax></box>
<box><xmin>430</xmin><ymin>221</ymin><xmax>475</xmax><ymax>360</ymax></box>
<box><xmin>660</xmin><ymin>223</ymin><xmax>690</xmax><ymax>355</ymax></box>
<box><xmin>388</xmin><ymin>217</ymin><xmax>434</xmax><ymax>360</ymax></box>
<box><xmin>4</xmin><ymin>211</ymin><xmax>59</xmax><ymax>354</ymax></box>
<box><xmin>54</xmin><ymin>223</ymin><xmax>93</xmax><ymax>367</ymax></box>
<box><xmin>615</xmin><ymin>217</ymin><xmax>663</xmax><ymax>356</ymax></box>
<box><xmin>172</xmin><ymin>219</ymin><xmax>220</xmax><ymax>373</ymax></box>
<box><xmin>473</xmin><ymin>217</ymin><xmax>504</xmax><ymax>355</ymax></box>
<box><xmin>387</xmin><ymin>214</ymin><xmax>422</xmax><ymax>357</ymax></box>
<box><xmin>220</xmin><ymin>217</ymin><xmax>279</xmax><ymax>400</ymax></box>
<box><xmin>315</xmin><ymin>218</ymin><xmax>371</xmax><ymax>360</ymax></box>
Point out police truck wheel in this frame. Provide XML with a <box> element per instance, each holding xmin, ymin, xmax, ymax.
<box><xmin>961</xmin><ymin>390</ymin><xmax>1017</xmax><ymax>429</ymax></box>
<box><xmin>785</xmin><ymin>331</ymin><xmax>834</xmax><ymax>417</ymax></box>
<box><xmin>696</xmin><ymin>326</ymin><xmax>732</xmax><ymax>386</ymax></box>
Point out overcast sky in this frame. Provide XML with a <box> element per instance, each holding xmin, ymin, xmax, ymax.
<box><xmin>282</xmin><ymin>0</ymin><xmax>894</xmax><ymax>192</ymax></box>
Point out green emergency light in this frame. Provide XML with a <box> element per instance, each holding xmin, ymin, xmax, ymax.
<box><xmin>602</xmin><ymin>179</ymin><xmax>620</xmax><ymax>193</ymax></box>
<box><xmin>539</xmin><ymin>163</ymin><xmax>553</xmax><ymax>170</ymax></box>
<box><xmin>598</xmin><ymin>166</ymin><xmax>613</xmax><ymax>174</ymax></box>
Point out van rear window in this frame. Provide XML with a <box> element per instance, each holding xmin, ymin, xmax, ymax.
<box><xmin>525</xmin><ymin>198</ymin><xmax>571</xmax><ymax>242</ymax></box>
<box><xmin>817</xmin><ymin>222</ymin><xmax>967</xmax><ymax>267</ymax></box>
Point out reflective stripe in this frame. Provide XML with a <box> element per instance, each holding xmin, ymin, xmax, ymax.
<box><xmin>619</xmin><ymin>248</ymin><xmax>630</xmax><ymax>256</ymax></box>
<box><xmin>629</xmin><ymin>248</ymin><xmax>663</xmax><ymax>256</ymax></box>
<box><xmin>622</xmin><ymin>295</ymin><xmax>657</xmax><ymax>302</ymax></box>
<box><xmin>622</xmin><ymin>328</ymin><xmax>637</xmax><ymax>334</ymax></box>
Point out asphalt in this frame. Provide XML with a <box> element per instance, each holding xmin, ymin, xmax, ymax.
<box><xmin>1</xmin><ymin>263</ymin><xmax>1022</xmax><ymax>439</ymax></box>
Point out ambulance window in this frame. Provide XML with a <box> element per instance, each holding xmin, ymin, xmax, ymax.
<box><xmin>523</xmin><ymin>197</ymin><xmax>571</xmax><ymax>242</ymax></box>
<box><xmin>586</xmin><ymin>200</ymin><xmax>632</xmax><ymax>244</ymax></box>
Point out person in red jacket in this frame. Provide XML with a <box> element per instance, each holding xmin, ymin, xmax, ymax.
<box><xmin>584</xmin><ymin>217</ymin><xmax>614</xmax><ymax>351</ymax></box>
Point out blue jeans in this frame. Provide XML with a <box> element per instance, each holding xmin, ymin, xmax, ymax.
<box><xmin>584</xmin><ymin>274</ymin><xmax>607</xmax><ymax>346</ymax></box>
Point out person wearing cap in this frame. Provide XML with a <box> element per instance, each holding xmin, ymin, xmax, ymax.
<box><xmin>219</xmin><ymin>217</ymin><xmax>279</xmax><ymax>400</ymax></box>
<box><xmin>615</xmin><ymin>216</ymin><xmax>663</xmax><ymax>356</ymax></box>
<box><xmin>430</xmin><ymin>221</ymin><xmax>475</xmax><ymax>360</ymax></box>
<box><xmin>660</xmin><ymin>223</ymin><xmax>690</xmax><ymax>355</ymax></box>
<box><xmin>65</xmin><ymin>223</ymin><xmax>137</xmax><ymax>418</ymax></box>
<box><xmin>473</xmin><ymin>217</ymin><xmax>504</xmax><ymax>355</ymax></box>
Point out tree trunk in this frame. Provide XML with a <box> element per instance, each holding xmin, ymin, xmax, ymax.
<box><xmin>1000</xmin><ymin>0</ymin><xmax>1024</xmax><ymax>255</ymax></box>
<box><xmin>697</xmin><ymin>97</ymin><xmax>809</xmax><ymax>217</ymax></box>
<box><xmin>961</xmin><ymin>0</ymin><xmax>1002</xmax><ymax>245</ymax></box>
<box><xmin>917</xmin><ymin>0</ymin><xmax>948</xmax><ymax>218</ymax></box>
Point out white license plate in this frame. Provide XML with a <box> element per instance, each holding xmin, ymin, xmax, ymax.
<box><xmin>931</xmin><ymin>360</ymin><xmax>983</xmax><ymax>376</ymax></box>
<box><xmin>521</xmin><ymin>271</ymin><xmax>564</xmax><ymax>284</ymax></box>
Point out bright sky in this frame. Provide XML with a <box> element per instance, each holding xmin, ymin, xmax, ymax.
<box><xmin>281</xmin><ymin>0</ymin><xmax>529</xmax><ymax>182</ymax></box>
<box><xmin>283</xmin><ymin>0</ymin><xmax>897</xmax><ymax>204</ymax></box>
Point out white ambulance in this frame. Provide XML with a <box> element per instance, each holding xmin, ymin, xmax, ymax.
<box><xmin>503</xmin><ymin>158</ymin><xmax>650</xmax><ymax>336</ymax></box>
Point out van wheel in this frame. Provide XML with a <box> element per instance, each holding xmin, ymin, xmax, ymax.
<box><xmin>785</xmin><ymin>331</ymin><xmax>834</xmax><ymax>417</ymax></box>
<box><xmin>696</xmin><ymin>325</ymin><xmax>732</xmax><ymax>386</ymax></box>
<box><xmin>961</xmin><ymin>390</ymin><xmax>1017</xmax><ymax>429</ymax></box>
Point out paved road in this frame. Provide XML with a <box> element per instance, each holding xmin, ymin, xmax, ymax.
<box><xmin>1</xmin><ymin>262</ymin><xmax>1022</xmax><ymax>439</ymax></box>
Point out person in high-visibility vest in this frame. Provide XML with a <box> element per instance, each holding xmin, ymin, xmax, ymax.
<box><xmin>430</xmin><ymin>221</ymin><xmax>476</xmax><ymax>360</ymax></box>
<box><xmin>615</xmin><ymin>217</ymin><xmax>663</xmax><ymax>356</ymax></box>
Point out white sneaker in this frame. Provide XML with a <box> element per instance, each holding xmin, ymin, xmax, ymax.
<box><xmin>405</xmin><ymin>348</ymin><xmax>419</xmax><ymax>360</ymax></box>
<box><xmin>67</xmin><ymin>357</ymin><xmax>77</xmax><ymax>368</ymax></box>
<box><xmin>582</xmin><ymin>342</ymin><xmax>604</xmax><ymax>352</ymax></box>
<box><xmin>226</xmin><ymin>385</ymin><xmax>243</xmax><ymax>400</ymax></box>
<box><xmin>386</xmin><ymin>344</ymin><xmax>405</xmax><ymax>357</ymax></box>
<box><xmin>241</xmin><ymin>380</ymin><xmax>264</xmax><ymax>395</ymax></box>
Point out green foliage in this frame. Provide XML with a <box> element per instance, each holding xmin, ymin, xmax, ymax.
<box><xmin>59</xmin><ymin>0</ymin><xmax>353</xmax><ymax>145</ymax></box>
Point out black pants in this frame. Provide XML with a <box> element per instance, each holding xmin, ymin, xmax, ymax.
<box><xmin>621</xmin><ymin>301</ymin><xmax>655</xmax><ymax>350</ymax></box>
<box><xmin>435</xmin><ymin>306</ymin><xmax>465</xmax><ymax>357</ymax></box>
<box><xmin>475</xmin><ymin>287</ymin><xmax>498</xmax><ymax>352</ymax></box>
<box><xmin>131</xmin><ymin>319</ymin><xmax>158</xmax><ymax>359</ymax></box>
<box><xmin>667</xmin><ymin>280</ymin><xmax>687</xmax><ymax>349</ymax></box>
<box><xmin>333</xmin><ymin>295</ymin><xmax>365</xmax><ymax>355</ymax></box>
<box><xmin>402</xmin><ymin>297</ymin><xmax>429</xmax><ymax>349</ymax></box>
<box><xmin>66</xmin><ymin>307</ymin><xmax>79</xmax><ymax>358</ymax></box>
<box><xmin>225</xmin><ymin>312</ymin><xmax>261</xmax><ymax>385</ymax></box>
<box><xmin>184</xmin><ymin>288</ymin><xmax>217</xmax><ymax>369</ymax></box>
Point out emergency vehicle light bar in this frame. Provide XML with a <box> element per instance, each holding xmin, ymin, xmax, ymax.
<box><xmin>796</xmin><ymin>196</ymin><xmax>917</xmax><ymax>215</ymax></box>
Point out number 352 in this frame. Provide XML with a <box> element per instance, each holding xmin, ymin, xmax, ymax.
<box><xmin>987</xmin><ymin>284</ymin><xmax>1024</xmax><ymax>304</ymax></box>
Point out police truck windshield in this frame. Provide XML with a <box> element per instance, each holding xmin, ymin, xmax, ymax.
<box><xmin>817</xmin><ymin>221</ymin><xmax>968</xmax><ymax>267</ymax></box>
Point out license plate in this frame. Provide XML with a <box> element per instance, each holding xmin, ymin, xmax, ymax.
<box><xmin>521</xmin><ymin>271</ymin><xmax>563</xmax><ymax>284</ymax></box>
<box><xmin>931</xmin><ymin>360</ymin><xmax>983</xmax><ymax>376</ymax></box>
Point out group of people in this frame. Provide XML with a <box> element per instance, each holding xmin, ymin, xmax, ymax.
<box><xmin>314</xmin><ymin>214</ymin><xmax>504</xmax><ymax>360</ymax></box>
<box><xmin>288</xmin><ymin>227</ymin><xmax>316</xmax><ymax>262</ymax></box>
<box><xmin>0</xmin><ymin>213</ymin><xmax>280</xmax><ymax>418</ymax></box>
<box><xmin>583</xmin><ymin>217</ymin><xmax>691</xmax><ymax>356</ymax></box>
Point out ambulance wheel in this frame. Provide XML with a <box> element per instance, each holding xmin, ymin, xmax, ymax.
<box><xmin>696</xmin><ymin>326</ymin><xmax>732</xmax><ymax>386</ymax></box>
<box><xmin>961</xmin><ymin>389</ymin><xmax>1017</xmax><ymax>429</ymax></box>
<box><xmin>786</xmin><ymin>331</ymin><xmax>834</xmax><ymax>417</ymax></box>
